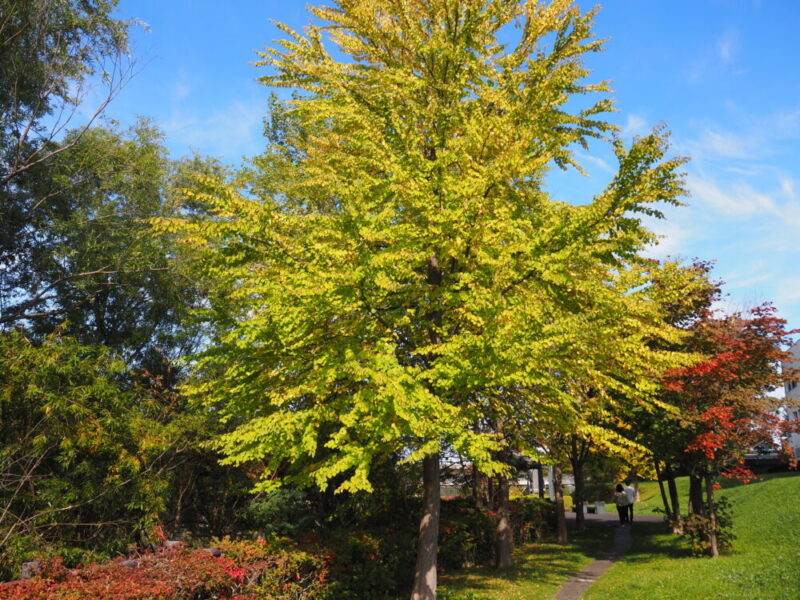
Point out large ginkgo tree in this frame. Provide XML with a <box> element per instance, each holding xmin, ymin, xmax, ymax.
<box><xmin>163</xmin><ymin>1</ymin><xmax>694</xmax><ymax>597</ymax></box>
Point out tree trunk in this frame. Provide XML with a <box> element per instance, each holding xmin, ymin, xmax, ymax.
<box><xmin>473</xmin><ymin>468</ymin><xmax>490</xmax><ymax>510</ymax></box>
<box><xmin>665</xmin><ymin>464</ymin><xmax>683</xmax><ymax>534</ymax></box>
<box><xmin>570</xmin><ymin>441</ymin><xmax>586</xmax><ymax>531</ymax></box>
<box><xmin>689</xmin><ymin>473</ymin><xmax>704</xmax><ymax>516</ymax></box>
<box><xmin>654</xmin><ymin>460</ymin><xmax>672</xmax><ymax>517</ymax></box>
<box><xmin>554</xmin><ymin>464</ymin><xmax>568</xmax><ymax>545</ymax></box>
<box><xmin>495</xmin><ymin>475</ymin><xmax>513</xmax><ymax>569</ymax></box>
<box><xmin>537</xmin><ymin>466</ymin><xmax>545</xmax><ymax>499</ymax></box>
<box><xmin>705</xmin><ymin>474</ymin><xmax>719</xmax><ymax>558</ymax></box>
<box><xmin>411</xmin><ymin>454</ymin><xmax>441</xmax><ymax>600</ymax></box>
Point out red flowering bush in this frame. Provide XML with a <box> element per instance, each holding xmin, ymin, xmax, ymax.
<box><xmin>0</xmin><ymin>538</ymin><xmax>331</xmax><ymax>600</ymax></box>
<box><xmin>0</xmin><ymin>549</ymin><xmax>243</xmax><ymax>600</ymax></box>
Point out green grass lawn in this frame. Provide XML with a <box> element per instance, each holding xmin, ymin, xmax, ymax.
<box><xmin>438</xmin><ymin>472</ymin><xmax>800</xmax><ymax>600</ymax></box>
<box><xmin>438</xmin><ymin>524</ymin><xmax>614</xmax><ymax>600</ymax></box>
<box><xmin>585</xmin><ymin>472</ymin><xmax>800</xmax><ymax>600</ymax></box>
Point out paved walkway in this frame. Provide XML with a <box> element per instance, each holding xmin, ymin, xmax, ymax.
<box><xmin>552</xmin><ymin>511</ymin><xmax>662</xmax><ymax>600</ymax></box>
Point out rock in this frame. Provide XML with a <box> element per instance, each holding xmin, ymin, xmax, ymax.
<box><xmin>164</xmin><ymin>540</ymin><xmax>183</xmax><ymax>550</ymax></box>
<box><xmin>120</xmin><ymin>559</ymin><xmax>139</xmax><ymax>568</ymax></box>
<box><xmin>20</xmin><ymin>562</ymin><xmax>40</xmax><ymax>579</ymax></box>
<box><xmin>203</xmin><ymin>547</ymin><xmax>222</xmax><ymax>557</ymax></box>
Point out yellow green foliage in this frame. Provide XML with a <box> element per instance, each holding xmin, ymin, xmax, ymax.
<box><xmin>158</xmin><ymin>0</ymin><xmax>695</xmax><ymax>495</ymax></box>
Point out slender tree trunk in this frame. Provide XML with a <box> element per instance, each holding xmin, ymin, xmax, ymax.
<box><xmin>537</xmin><ymin>465</ymin><xmax>545</xmax><ymax>498</ymax></box>
<box><xmin>689</xmin><ymin>473</ymin><xmax>704</xmax><ymax>516</ymax></box>
<box><xmin>411</xmin><ymin>454</ymin><xmax>441</xmax><ymax>600</ymax></box>
<box><xmin>554</xmin><ymin>464</ymin><xmax>568</xmax><ymax>545</ymax></box>
<box><xmin>570</xmin><ymin>439</ymin><xmax>586</xmax><ymax>531</ymax></box>
<box><xmin>654</xmin><ymin>460</ymin><xmax>672</xmax><ymax>517</ymax></box>
<box><xmin>495</xmin><ymin>475</ymin><xmax>513</xmax><ymax>569</ymax></box>
<box><xmin>665</xmin><ymin>464</ymin><xmax>683</xmax><ymax>534</ymax></box>
<box><xmin>705</xmin><ymin>474</ymin><xmax>719</xmax><ymax>558</ymax></box>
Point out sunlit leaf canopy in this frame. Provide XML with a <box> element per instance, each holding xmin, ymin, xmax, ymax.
<box><xmin>163</xmin><ymin>0</ymin><xmax>696</xmax><ymax>494</ymax></box>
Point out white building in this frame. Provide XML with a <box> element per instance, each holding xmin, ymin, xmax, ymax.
<box><xmin>782</xmin><ymin>340</ymin><xmax>800</xmax><ymax>459</ymax></box>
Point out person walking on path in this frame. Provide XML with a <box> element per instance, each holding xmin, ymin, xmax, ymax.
<box><xmin>623</xmin><ymin>481</ymin><xmax>636</xmax><ymax>523</ymax></box>
<box><xmin>555</xmin><ymin>511</ymin><xmax>662</xmax><ymax>600</ymax></box>
<box><xmin>613</xmin><ymin>484</ymin><xmax>629</xmax><ymax>526</ymax></box>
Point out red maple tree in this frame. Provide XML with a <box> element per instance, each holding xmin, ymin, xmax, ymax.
<box><xmin>663</xmin><ymin>303</ymin><xmax>798</xmax><ymax>556</ymax></box>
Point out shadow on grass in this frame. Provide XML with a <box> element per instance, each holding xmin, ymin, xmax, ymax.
<box><xmin>622</xmin><ymin>521</ymin><xmax>693</xmax><ymax>562</ymax></box>
<box><xmin>439</xmin><ymin>521</ymin><xmax>615</xmax><ymax>594</ymax></box>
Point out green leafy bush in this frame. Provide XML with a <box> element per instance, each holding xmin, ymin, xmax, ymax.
<box><xmin>510</xmin><ymin>496</ymin><xmax>557</xmax><ymax>543</ymax></box>
<box><xmin>0</xmin><ymin>332</ymin><xmax>172</xmax><ymax>581</ymax></box>
<box><xmin>324</xmin><ymin>529</ymin><xmax>416</xmax><ymax>599</ymax></box>
<box><xmin>682</xmin><ymin>496</ymin><xmax>736</xmax><ymax>557</ymax></box>
<box><xmin>240</xmin><ymin>489</ymin><xmax>318</xmax><ymax>537</ymax></box>
<box><xmin>439</xmin><ymin>499</ymin><xmax>495</xmax><ymax>570</ymax></box>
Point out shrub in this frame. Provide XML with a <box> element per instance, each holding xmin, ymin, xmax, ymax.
<box><xmin>439</xmin><ymin>499</ymin><xmax>495</xmax><ymax>570</ymax></box>
<box><xmin>682</xmin><ymin>497</ymin><xmax>736</xmax><ymax>557</ymax></box>
<box><xmin>213</xmin><ymin>537</ymin><xmax>330</xmax><ymax>600</ymax></box>
<box><xmin>437</xmin><ymin>496</ymin><xmax>557</xmax><ymax>570</ymax></box>
<box><xmin>0</xmin><ymin>550</ymin><xmax>243</xmax><ymax>600</ymax></box>
<box><xmin>509</xmin><ymin>496</ymin><xmax>556</xmax><ymax>543</ymax></box>
<box><xmin>0</xmin><ymin>540</ymin><xmax>333</xmax><ymax>600</ymax></box>
<box><xmin>324</xmin><ymin>529</ymin><xmax>416</xmax><ymax>599</ymax></box>
<box><xmin>239</xmin><ymin>489</ymin><xmax>318</xmax><ymax>538</ymax></box>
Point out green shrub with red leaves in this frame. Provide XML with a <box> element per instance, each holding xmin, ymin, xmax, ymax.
<box><xmin>438</xmin><ymin>499</ymin><xmax>495</xmax><ymax>570</ymax></box>
<box><xmin>509</xmin><ymin>496</ymin><xmax>557</xmax><ymax>543</ymax></box>
<box><xmin>212</xmin><ymin>538</ymin><xmax>330</xmax><ymax>600</ymax></box>
<box><xmin>323</xmin><ymin>529</ymin><xmax>416</xmax><ymax>600</ymax></box>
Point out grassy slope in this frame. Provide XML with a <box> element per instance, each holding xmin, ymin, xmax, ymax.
<box><xmin>585</xmin><ymin>472</ymin><xmax>800</xmax><ymax>600</ymax></box>
<box><xmin>438</xmin><ymin>525</ymin><xmax>613</xmax><ymax>600</ymax></box>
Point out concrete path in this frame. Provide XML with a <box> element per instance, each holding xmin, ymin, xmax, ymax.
<box><xmin>552</xmin><ymin>511</ymin><xmax>662</xmax><ymax>600</ymax></box>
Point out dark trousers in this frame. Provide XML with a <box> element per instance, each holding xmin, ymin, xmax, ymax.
<box><xmin>627</xmin><ymin>503</ymin><xmax>634</xmax><ymax>522</ymax></box>
<box><xmin>616</xmin><ymin>505</ymin><xmax>627</xmax><ymax>524</ymax></box>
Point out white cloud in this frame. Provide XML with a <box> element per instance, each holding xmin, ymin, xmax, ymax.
<box><xmin>642</xmin><ymin>213</ymin><xmax>695</xmax><ymax>261</ymax></box>
<box><xmin>576</xmin><ymin>152</ymin><xmax>613</xmax><ymax>174</ymax></box>
<box><xmin>162</xmin><ymin>98</ymin><xmax>265</xmax><ymax>159</ymax></box>
<box><xmin>621</xmin><ymin>113</ymin><xmax>648</xmax><ymax>139</ymax></box>
<box><xmin>694</xmin><ymin>129</ymin><xmax>754</xmax><ymax>159</ymax></box>
<box><xmin>171</xmin><ymin>81</ymin><xmax>192</xmax><ymax>103</ymax></box>
<box><xmin>724</xmin><ymin>263</ymin><xmax>773</xmax><ymax>290</ymax></box>
<box><xmin>780</xmin><ymin>177</ymin><xmax>796</xmax><ymax>200</ymax></box>
<box><xmin>717</xmin><ymin>29</ymin><xmax>739</xmax><ymax>63</ymax></box>
<box><xmin>687</xmin><ymin>176</ymin><xmax>780</xmax><ymax>218</ymax></box>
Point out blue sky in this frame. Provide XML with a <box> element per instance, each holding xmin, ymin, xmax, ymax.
<box><xmin>106</xmin><ymin>0</ymin><xmax>799</xmax><ymax>335</ymax></box>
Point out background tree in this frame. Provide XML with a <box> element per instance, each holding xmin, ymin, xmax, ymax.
<box><xmin>662</xmin><ymin>304</ymin><xmax>797</xmax><ymax>557</ymax></box>
<box><xmin>0</xmin><ymin>331</ymin><xmax>175</xmax><ymax>579</ymax></box>
<box><xmin>631</xmin><ymin>259</ymin><xmax>721</xmax><ymax>533</ymax></box>
<box><xmin>511</xmin><ymin>257</ymin><xmax>700</xmax><ymax>538</ymax></box>
<box><xmin>0</xmin><ymin>121</ymin><xmax>208</xmax><ymax>363</ymax></box>
<box><xmin>0</xmin><ymin>0</ymin><xmax>131</xmax><ymax>187</ymax></box>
